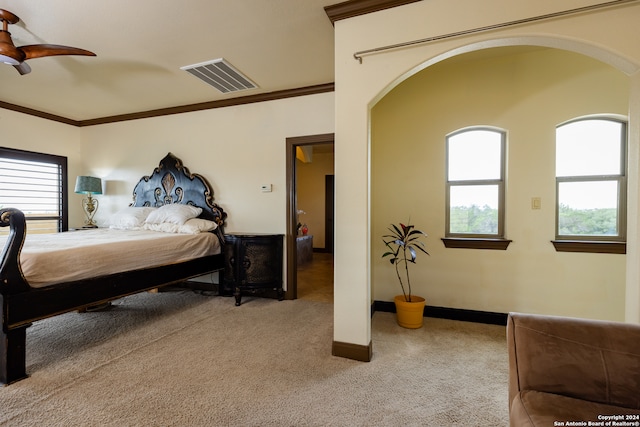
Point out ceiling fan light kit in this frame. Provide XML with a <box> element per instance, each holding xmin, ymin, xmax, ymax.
<box><xmin>0</xmin><ymin>8</ymin><xmax>96</xmax><ymax>75</ymax></box>
<box><xmin>0</xmin><ymin>52</ymin><xmax>20</xmax><ymax>65</ymax></box>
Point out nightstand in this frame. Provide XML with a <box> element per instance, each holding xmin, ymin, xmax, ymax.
<box><xmin>222</xmin><ymin>233</ymin><xmax>284</xmax><ymax>306</ymax></box>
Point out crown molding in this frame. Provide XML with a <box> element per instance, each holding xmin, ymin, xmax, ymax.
<box><xmin>324</xmin><ymin>0</ymin><xmax>422</xmax><ymax>24</ymax></box>
<box><xmin>78</xmin><ymin>83</ymin><xmax>334</xmax><ymax>127</ymax></box>
<box><xmin>0</xmin><ymin>100</ymin><xmax>77</xmax><ymax>126</ymax></box>
<box><xmin>0</xmin><ymin>83</ymin><xmax>334</xmax><ymax>127</ymax></box>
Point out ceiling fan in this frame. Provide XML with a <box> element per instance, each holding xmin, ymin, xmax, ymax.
<box><xmin>0</xmin><ymin>8</ymin><xmax>95</xmax><ymax>75</ymax></box>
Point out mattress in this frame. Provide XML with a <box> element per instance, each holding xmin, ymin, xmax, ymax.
<box><xmin>3</xmin><ymin>228</ymin><xmax>221</xmax><ymax>288</ymax></box>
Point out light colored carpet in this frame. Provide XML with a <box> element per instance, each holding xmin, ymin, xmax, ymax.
<box><xmin>0</xmin><ymin>290</ymin><xmax>508</xmax><ymax>426</ymax></box>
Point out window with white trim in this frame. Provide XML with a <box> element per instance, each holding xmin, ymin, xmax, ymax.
<box><xmin>554</xmin><ymin>117</ymin><xmax>626</xmax><ymax>245</ymax></box>
<box><xmin>445</xmin><ymin>127</ymin><xmax>506</xmax><ymax>240</ymax></box>
<box><xmin>0</xmin><ymin>147</ymin><xmax>68</xmax><ymax>234</ymax></box>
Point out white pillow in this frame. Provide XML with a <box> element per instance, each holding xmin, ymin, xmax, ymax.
<box><xmin>143</xmin><ymin>218</ymin><xmax>217</xmax><ymax>234</ymax></box>
<box><xmin>143</xmin><ymin>222</ymin><xmax>181</xmax><ymax>233</ymax></box>
<box><xmin>144</xmin><ymin>203</ymin><xmax>203</xmax><ymax>225</ymax></box>
<box><xmin>180</xmin><ymin>218</ymin><xmax>218</xmax><ymax>233</ymax></box>
<box><xmin>108</xmin><ymin>207</ymin><xmax>157</xmax><ymax>230</ymax></box>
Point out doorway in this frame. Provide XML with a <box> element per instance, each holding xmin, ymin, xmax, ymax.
<box><xmin>285</xmin><ymin>133</ymin><xmax>335</xmax><ymax>300</ymax></box>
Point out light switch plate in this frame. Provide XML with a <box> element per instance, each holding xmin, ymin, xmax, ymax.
<box><xmin>531</xmin><ymin>197</ymin><xmax>541</xmax><ymax>209</ymax></box>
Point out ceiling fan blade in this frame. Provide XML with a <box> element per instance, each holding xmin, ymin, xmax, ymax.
<box><xmin>13</xmin><ymin>61</ymin><xmax>30</xmax><ymax>75</ymax></box>
<box><xmin>20</xmin><ymin>44</ymin><xmax>96</xmax><ymax>61</ymax></box>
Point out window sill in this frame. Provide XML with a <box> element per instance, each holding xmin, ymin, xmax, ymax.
<box><xmin>551</xmin><ymin>240</ymin><xmax>626</xmax><ymax>254</ymax></box>
<box><xmin>441</xmin><ymin>238</ymin><xmax>512</xmax><ymax>250</ymax></box>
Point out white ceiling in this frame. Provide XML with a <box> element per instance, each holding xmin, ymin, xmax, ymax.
<box><xmin>0</xmin><ymin>0</ymin><xmax>338</xmax><ymax>121</ymax></box>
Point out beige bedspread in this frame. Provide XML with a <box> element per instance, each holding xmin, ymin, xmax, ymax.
<box><xmin>3</xmin><ymin>229</ymin><xmax>221</xmax><ymax>288</ymax></box>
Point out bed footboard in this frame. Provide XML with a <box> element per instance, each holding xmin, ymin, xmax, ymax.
<box><xmin>1</xmin><ymin>208</ymin><xmax>30</xmax><ymax>295</ymax></box>
<box><xmin>1</xmin><ymin>208</ymin><xmax>30</xmax><ymax>384</ymax></box>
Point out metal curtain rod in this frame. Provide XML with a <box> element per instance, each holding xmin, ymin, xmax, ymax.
<box><xmin>353</xmin><ymin>0</ymin><xmax>638</xmax><ymax>63</ymax></box>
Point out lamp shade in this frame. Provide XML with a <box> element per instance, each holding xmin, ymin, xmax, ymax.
<box><xmin>74</xmin><ymin>176</ymin><xmax>102</xmax><ymax>195</ymax></box>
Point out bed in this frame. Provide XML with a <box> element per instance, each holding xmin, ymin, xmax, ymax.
<box><xmin>0</xmin><ymin>152</ymin><xmax>227</xmax><ymax>385</ymax></box>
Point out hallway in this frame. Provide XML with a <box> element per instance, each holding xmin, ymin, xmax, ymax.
<box><xmin>297</xmin><ymin>252</ymin><xmax>333</xmax><ymax>303</ymax></box>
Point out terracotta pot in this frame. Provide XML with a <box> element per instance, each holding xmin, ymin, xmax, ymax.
<box><xmin>394</xmin><ymin>295</ymin><xmax>426</xmax><ymax>329</ymax></box>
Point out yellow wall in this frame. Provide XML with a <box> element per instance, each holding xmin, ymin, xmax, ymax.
<box><xmin>371</xmin><ymin>47</ymin><xmax>628</xmax><ymax>319</ymax></box>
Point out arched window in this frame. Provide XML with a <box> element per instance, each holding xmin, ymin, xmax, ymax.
<box><xmin>445</xmin><ymin>127</ymin><xmax>506</xmax><ymax>241</ymax></box>
<box><xmin>554</xmin><ymin>117</ymin><xmax>626</xmax><ymax>252</ymax></box>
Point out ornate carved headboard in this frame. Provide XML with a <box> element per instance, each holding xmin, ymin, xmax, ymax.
<box><xmin>131</xmin><ymin>153</ymin><xmax>227</xmax><ymax>230</ymax></box>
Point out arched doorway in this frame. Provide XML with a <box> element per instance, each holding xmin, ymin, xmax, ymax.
<box><xmin>370</xmin><ymin>45</ymin><xmax>631</xmax><ymax>322</ymax></box>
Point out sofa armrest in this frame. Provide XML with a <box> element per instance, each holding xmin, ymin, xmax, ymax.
<box><xmin>507</xmin><ymin>312</ymin><xmax>640</xmax><ymax>410</ymax></box>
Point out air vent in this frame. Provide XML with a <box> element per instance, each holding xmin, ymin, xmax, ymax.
<box><xmin>181</xmin><ymin>58</ymin><xmax>257</xmax><ymax>93</ymax></box>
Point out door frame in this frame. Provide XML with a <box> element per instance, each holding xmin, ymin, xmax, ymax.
<box><xmin>285</xmin><ymin>133</ymin><xmax>335</xmax><ymax>300</ymax></box>
<box><xmin>324</xmin><ymin>174</ymin><xmax>335</xmax><ymax>254</ymax></box>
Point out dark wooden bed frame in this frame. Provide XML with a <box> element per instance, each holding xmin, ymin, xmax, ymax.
<box><xmin>0</xmin><ymin>152</ymin><xmax>227</xmax><ymax>385</ymax></box>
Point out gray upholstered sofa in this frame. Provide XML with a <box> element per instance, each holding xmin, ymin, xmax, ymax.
<box><xmin>507</xmin><ymin>312</ymin><xmax>640</xmax><ymax>426</ymax></box>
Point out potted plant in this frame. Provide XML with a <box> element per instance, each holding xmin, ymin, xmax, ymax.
<box><xmin>382</xmin><ymin>221</ymin><xmax>429</xmax><ymax>328</ymax></box>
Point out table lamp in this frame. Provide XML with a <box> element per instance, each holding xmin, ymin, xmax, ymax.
<box><xmin>75</xmin><ymin>176</ymin><xmax>102</xmax><ymax>228</ymax></box>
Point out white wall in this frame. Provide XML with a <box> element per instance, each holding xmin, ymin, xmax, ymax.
<box><xmin>80</xmin><ymin>92</ymin><xmax>335</xmax><ymax>290</ymax></box>
<box><xmin>333</xmin><ymin>0</ymin><xmax>640</xmax><ymax>348</ymax></box>
<box><xmin>0</xmin><ymin>109</ymin><xmax>86</xmax><ymax>226</ymax></box>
